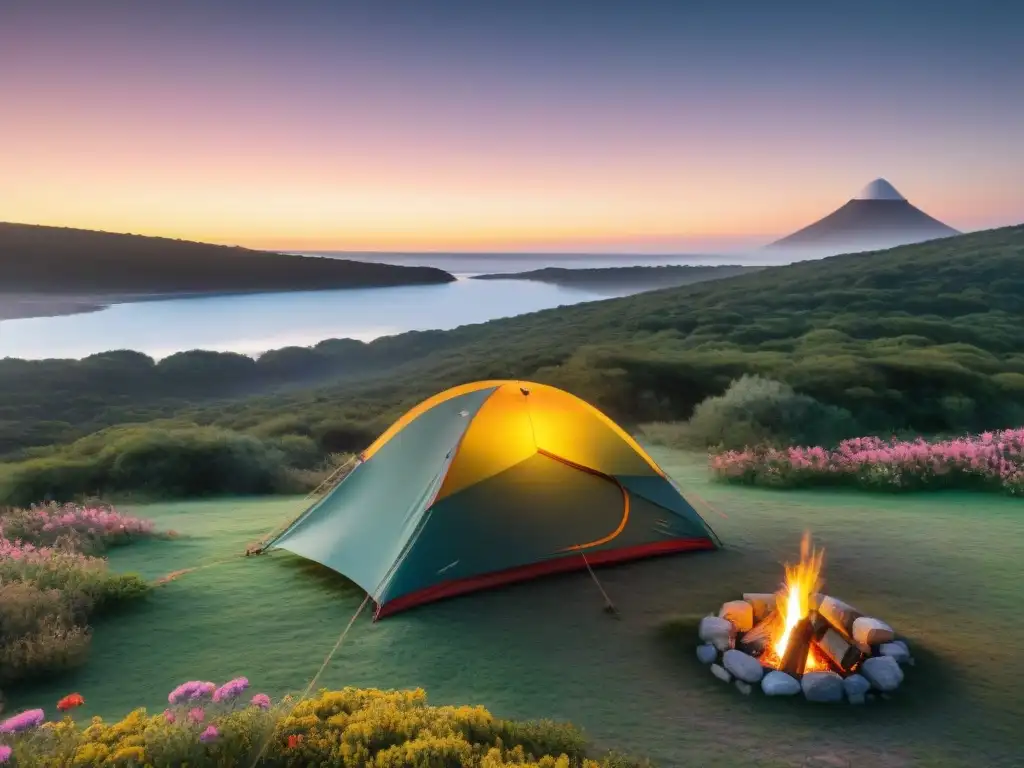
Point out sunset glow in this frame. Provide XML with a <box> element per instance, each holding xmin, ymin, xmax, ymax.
<box><xmin>2</xmin><ymin>1</ymin><xmax>1022</xmax><ymax>252</ymax></box>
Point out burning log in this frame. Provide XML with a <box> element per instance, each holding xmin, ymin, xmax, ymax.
<box><xmin>737</xmin><ymin>611</ymin><xmax>778</xmax><ymax>656</ymax></box>
<box><xmin>779</xmin><ymin>611</ymin><xmax>818</xmax><ymax>678</ymax></box>
<box><xmin>811</xmin><ymin>614</ymin><xmax>869</xmax><ymax>674</ymax></box>
<box><xmin>817</xmin><ymin>595</ymin><xmax>862</xmax><ymax>639</ymax></box>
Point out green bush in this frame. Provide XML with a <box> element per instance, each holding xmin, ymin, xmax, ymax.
<box><xmin>0</xmin><ymin>426</ymin><xmax>319</xmax><ymax>505</ymax></box>
<box><xmin>672</xmin><ymin>374</ymin><xmax>860</xmax><ymax>450</ymax></box>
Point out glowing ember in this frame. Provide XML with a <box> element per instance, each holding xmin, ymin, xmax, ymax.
<box><xmin>762</xmin><ymin>532</ymin><xmax>828</xmax><ymax>671</ymax></box>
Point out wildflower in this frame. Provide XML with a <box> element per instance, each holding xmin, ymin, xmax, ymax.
<box><xmin>250</xmin><ymin>693</ymin><xmax>271</xmax><ymax>710</ymax></box>
<box><xmin>199</xmin><ymin>725</ymin><xmax>219</xmax><ymax>743</ymax></box>
<box><xmin>163</xmin><ymin>709</ymin><xmax>176</xmax><ymax>723</ymax></box>
<box><xmin>0</xmin><ymin>745</ymin><xmax>10</xmax><ymax>763</ymax></box>
<box><xmin>190</xmin><ymin>682</ymin><xmax>216</xmax><ymax>700</ymax></box>
<box><xmin>168</xmin><ymin>680</ymin><xmax>216</xmax><ymax>704</ymax></box>
<box><xmin>188</xmin><ymin>708</ymin><xmax>205</xmax><ymax>723</ymax></box>
<box><xmin>0</xmin><ymin>709</ymin><xmax>44</xmax><ymax>734</ymax></box>
<box><xmin>213</xmin><ymin>676</ymin><xmax>249</xmax><ymax>703</ymax></box>
<box><xmin>287</xmin><ymin>734</ymin><xmax>304</xmax><ymax>749</ymax></box>
<box><xmin>57</xmin><ymin>693</ymin><xmax>85</xmax><ymax>712</ymax></box>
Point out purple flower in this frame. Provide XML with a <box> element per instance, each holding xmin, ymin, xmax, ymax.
<box><xmin>250</xmin><ymin>693</ymin><xmax>271</xmax><ymax>710</ymax></box>
<box><xmin>0</xmin><ymin>745</ymin><xmax>11</xmax><ymax>763</ymax></box>
<box><xmin>163</xmin><ymin>709</ymin><xmax>176</xmax><ymax>723</ymax></box>
<box><xmin>168</xmin><ymin>680</ymin><xmax>216</xmax><ymax>705</ymax></box>
<box><xmin>213</xmin><ymin>676</ymin><xmax>249</xmax><ymax>703</ymax></box>
<box><xmin>189</xmin><ymin>682</ymin><xmax>216</xmax><ymax>700</ymax></box>
<box><xmin>199</xmin><ymin>725</ymin><xmax>219</xmax><ymax>743</ymax></box>
<box><xmin>0</xmin><ymin>709</ymin><xmax>44</xmax><ymax>734</ymax></box>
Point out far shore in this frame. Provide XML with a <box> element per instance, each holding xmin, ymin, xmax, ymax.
<box><xmin>1</xmin><ymin>278</ymin><xmax>474</xmax><ymax>321</ymax></box>
<box><xmin>0</xmin><ymin>287</ymin><xmax>386</xmax><ymax>322</ymax></box>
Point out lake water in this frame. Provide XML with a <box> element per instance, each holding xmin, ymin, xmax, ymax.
<box><xmin>0</xmin><ymin>277</ymin><xmax>640</xmax><ymax>361</ymax></box>
<box><xmin>0</xmin><ymin>250</ymin><xmax>792</xmax><ymax>361</ymax></box>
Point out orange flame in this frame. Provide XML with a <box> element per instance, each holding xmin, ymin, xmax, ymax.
<box><xmin>762</xmin><ymin>532</ymin><xmax>829</xmax><ymax>671</ymax></box>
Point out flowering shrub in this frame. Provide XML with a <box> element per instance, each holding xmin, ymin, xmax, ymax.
<box><xmin>710</xmin><ymin>428</ymin><xmax>1024</xmax><ymax>494</ymax></box>
<box><xmin>0</xmin><ymin>504</ymin><xmax>154</xmax><ymax>556</ymax></box>
<box><xmin>0</xmin><ymin>505</ymin><xmax>153</xmax><ymax>686</ymax></box>
<box><xmin>0</xmin><ymin>683</ymin><xmax>647</xmax><ymax>767</ymax></box>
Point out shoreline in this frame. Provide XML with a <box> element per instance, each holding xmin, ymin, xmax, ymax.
<box><xmin>0</xmin><ymin>285</ymin><xmax>444</xmax><ymax>322</ymax></box>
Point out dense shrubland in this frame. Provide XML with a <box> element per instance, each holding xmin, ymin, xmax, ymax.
<box><xmin>1</xmin><ymin>226</ymin><xmax>1023</xmax><ymax>500</ymax></box>
<box><xmin>0</xmin><ymin>684</ymin><xmax>646</xmax><ymax>767</ymax></box>
<box><xmin>0</xmin><ymin>505</ymin><xmax>152</xmax><ymax>688</ymax></box>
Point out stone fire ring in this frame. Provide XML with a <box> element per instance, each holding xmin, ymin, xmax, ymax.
<box><xmin>696</xmin><ymin>593</ymin><xmax>913</xmax><ymax>704</ymax></box>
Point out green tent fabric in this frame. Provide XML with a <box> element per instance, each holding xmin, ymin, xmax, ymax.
<box><xmin>266</xmin><ymin>380</ymin><xmax>720</xmax><ymax>618</ymax></box>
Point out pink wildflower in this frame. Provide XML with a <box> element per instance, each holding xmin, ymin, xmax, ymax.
<box><xmin>250</xmin><ymin>693</ymin><xmax>271</xmax><ymax>710</ymax></box>
<box><xmin>213</xmin><ymin>676</ymin><xmax>249</xmax><ymax>703</ymax></box>
<box><xmin>188</xmin><ymin>708</ymin><xmax>205</xmax><ymax>723</ymax></box>
<box><xmin>199</xmin><ymin>725</ymin><xmax>219</xmax><ymax>743</ymax></box>
<box><xmin>0</xmin><ymin>745</ymin><xmax>10</xmax><ymax>763</ymax></box>
<box><xmin>164</xmin><ymin>709</ymin><xmax>176</xmax><ymax>723</ymax></box>
<box><xmin>0</xmin><ymin>709</ymin><xmax>44</xmax><ymax>734</ymax></box>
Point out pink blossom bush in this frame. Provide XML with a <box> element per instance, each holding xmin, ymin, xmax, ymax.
<box><xmin>710</xmin><ymin>428</ymin><xmax>1024</xmax><ymax>494</ymax></box>
<box><xmin>0</xmin><ymin>505</ymin><xmax>155</xmax><ymax>685</ymax></box>
<box><xmin>0</xmin><ymin>503</ymin><xmax>155</xmax><ymax>555</ymax></box>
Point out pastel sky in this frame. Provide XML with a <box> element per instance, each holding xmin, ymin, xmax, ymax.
<box><xmin>1</xmin><ymin>0</ymin><xmax>1022</xmax><ymax>253</ymax></box>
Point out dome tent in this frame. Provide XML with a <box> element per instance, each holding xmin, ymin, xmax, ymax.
<box><xmin>265</xmin><ymin>380</ymin><xmax>720</xmax><ymax>618</ymax></box>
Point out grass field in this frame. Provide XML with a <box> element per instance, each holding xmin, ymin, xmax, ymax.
<box><xmin>5</xmin><ymin>449</ymin><xmax>1022</xmax><ymax>767</ymax></box>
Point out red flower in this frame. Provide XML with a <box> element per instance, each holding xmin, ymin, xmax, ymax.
<box><xmin>287</xmin><ymin>734</ymin><xmax>304</xmax><ymax>749</ymax></box>
<box><xmin>57</xmin><ymin>693</ymin><xmax>85</xmax><ymax>712</ymax></box>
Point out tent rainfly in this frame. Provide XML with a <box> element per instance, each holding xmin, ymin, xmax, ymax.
<box><xmin>265</xmin><ymin>380</ymin><xmax>720</xmax><ymax>618</ymax></box>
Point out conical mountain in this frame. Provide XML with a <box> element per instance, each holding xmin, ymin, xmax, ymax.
<box><xmin>768</xmin><ymin>178</ymin><xmax>959</xmax><ymax>254</ymax></box>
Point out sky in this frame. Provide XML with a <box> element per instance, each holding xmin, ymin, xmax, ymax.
<box><xmin>1</xmin><ymin>0</ymin><xmax>1022</xmax><ymax>254</ymax></box>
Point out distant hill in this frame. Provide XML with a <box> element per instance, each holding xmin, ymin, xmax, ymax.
<box><xmin>0</xmin><ymin>222</ymin><xmax>455</xmax><ymax>295</ymax></box>
<box><xmin>471</xmin><ymin>264</ymin><xmax>760</xmax><ymax>292</ymax></box>
<box><xmin>769</xmin><ymin>178</ymin><xmax>960</xmax><ymax>256</ymax></box>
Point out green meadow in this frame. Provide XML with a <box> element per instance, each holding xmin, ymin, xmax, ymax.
<box><xmin>7</xmin><ymin>449</ymin><xmax>1021</xmax><ymax>768</ymax></box>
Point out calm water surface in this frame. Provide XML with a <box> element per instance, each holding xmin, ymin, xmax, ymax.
<box><xmin>0</xmin><ymin>278</ymin><xmax>638</xmax><ymax>360</ymax></box>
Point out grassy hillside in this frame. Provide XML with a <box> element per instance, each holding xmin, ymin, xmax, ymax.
<box><xmin>1</xmin><ymin>225</ymin><xmax>1022</xmax><ymax>465</ymax></box>
<box><xmin>0</xmin><ymin>221</ymin><xmax>454</xmax><ymax>294</ymax></box>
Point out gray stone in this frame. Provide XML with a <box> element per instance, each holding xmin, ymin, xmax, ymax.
<box><xmin>735</xmin><ymin>680</ymin><xmax>752</xmax><ymax>695</ymax></box>
<box><xmin>801</xmin><ymin>671</ymin><xmax>845</xmax><ymax>702</ymax></box>
<box><xmin>710</xmin><ymin>663</ymin><xmax>731</xmax><ymax>683</ymax></box>
<box><xmin>761</xmin><ymin>670</ymin><xmax>801</xmax><ymax>696</ymax></box>
<box><xmin>719</xmin><ymin>600</ymin><xmax>754</xmax><ymax>632</ymax></box>
<box><xmin>852</xmin><ymin>617</ymin><xmax>895</xmax><ymax>646</ymax></box>
<box><xmin>861</xmin><ymin>656</ymin><xmax>904</xmax><ymax>691</ymax></box>
<box><xmin>722</xmin><ymin>649</ymin><xmax>765</xmax><ymax>683</ymax></box>
<box><xmin>698</xmin><ymin>616</ymin><xmax>733</xmax><ymax>651</ymax></box>
<box><xmin>843</xmin><ymin>673</ymin><xmax>871</xmax><ymax>701</ymax></box>
<box><xmin>696</xmin><ymin>643</ymin><xmax>718</xmax><ymax>664</ymax></box>
<box><xmin>880</xmin><ymin>642</ymin><xmax>911</xmax><ymax>663</ymax></box>
<box><xmin>742</xmin><ymin>592</ymin><xmax>777</xmax><ymax>622</ymax></box>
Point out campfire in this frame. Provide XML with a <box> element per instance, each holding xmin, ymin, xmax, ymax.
<box><xmin>696</xmin><ymin>533</ymin><xmax>912</xmax><ymax>703</ymax></box>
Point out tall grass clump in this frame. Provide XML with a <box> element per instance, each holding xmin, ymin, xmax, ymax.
<box><xmin>710</xmin><ymin>428</ymin><xmax>1024</xmax><ymax>494</ymax></box>
<box><xmin>0</xmin><ymin>504</ymin><xmax>154</xmax><ymax>687</ymax></box>
<box><xmin>0</xmin><ymin>426</ymin><xmax>323</xmax><ymax>506</ymax></box>
<box><xmin>639</xmin><ymin>375</ymin><xmax>860</xmax><ymax>452</ymax></box>
<box><xmin>0</xmin><ymin>682</ymin><xmax>649</xmax><ymax>767</ymax></box>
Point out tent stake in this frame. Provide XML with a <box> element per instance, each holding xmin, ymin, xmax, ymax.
<box><xmin>581</xmin><ymin>552</ymin><xmax>620</xmax><ymax>618</ymax></box>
